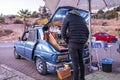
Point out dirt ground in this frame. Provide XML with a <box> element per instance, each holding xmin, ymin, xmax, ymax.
<box><xmin>0</xmin><ymin>19</ymin><xmax>120</xmax><ymax>42</ymax></box>
<box><xmin>0</xmin><ymin>24</ymin><xmax>24</xmax><ymax>42</ymax></box>
<box><xmin>91</xmin><ymin>19</ymin><xmax>120</xmax><ymax>36</ymax></box>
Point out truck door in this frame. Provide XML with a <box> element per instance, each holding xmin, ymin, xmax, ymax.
<box><xmin>18</xmin><ymin>31</ymin><xmax>29</xmax><ymax>56</ymax></box>
<box><xmin>24</xmin><ymin>29</ymin><xmax>37</xmax><ymax>59</ymax></box>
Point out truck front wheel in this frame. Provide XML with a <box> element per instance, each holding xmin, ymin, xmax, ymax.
<box><xmin>14</xmin><ymin>48</ymin><xmax>21</xmax><ymax>59</ymax></box>
<box><xmin>36</xmin><ymin>57</ymin><xmax>47</xmax><ymax>75</ymax></box>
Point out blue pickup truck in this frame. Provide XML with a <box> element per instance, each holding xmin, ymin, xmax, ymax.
<box><xmin>14</xmin><ymin>6</ymin><xmax>90</xmax><ymax>75</ymax></box>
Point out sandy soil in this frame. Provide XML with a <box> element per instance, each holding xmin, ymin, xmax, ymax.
<box><xmin>91</xmin><ymin>19</ymin><xmax>120</xmax><ymax>36</ymax></box>
<box><xmin>0</xmin><ymin>19</ymin><xmax>120</xmax><ymax>42</ymax></box>
<box><xmin>0</xmin><ymin>24</ymin><xmax>24</xmax><ymax>42</ymax></box>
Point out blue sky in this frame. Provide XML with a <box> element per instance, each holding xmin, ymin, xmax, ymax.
<box><xmin>0</xmin><ymin>0</ymin><xmax>45</xmax><ymax>15</ymax></box>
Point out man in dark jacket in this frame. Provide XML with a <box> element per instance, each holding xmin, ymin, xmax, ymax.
<box><xmin>61</xmin><ymin>9</ymin><xmax>89</xmax><ymax>80</ymax></box>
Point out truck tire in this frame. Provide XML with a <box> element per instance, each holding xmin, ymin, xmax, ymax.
<box><xmin>14</xmin><ymin>48</ymin><xmax>21</xmax><ymax>59</ymax></box>
<box><xmin>36</xmin><ymin>57</ymin><xmax>47</xmax><ymax>75</ymax></box>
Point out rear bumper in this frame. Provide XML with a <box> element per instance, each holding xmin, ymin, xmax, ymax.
<box><xmin>46</xmin><ymin>61</ymin><xmax>72</xmax><ymax>73</ymax></box>
<box><xmin>46</xmin><ymin>56</ymin><xmax>90</xmax><ymax>73</ymax></box>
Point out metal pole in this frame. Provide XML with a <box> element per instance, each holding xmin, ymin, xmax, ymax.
<box><xmin>88</xmin><ymin>0</ymin><xmax>92</xmax><ymax>72</ymax></box>
<box><xmin>88</xmin><ymin>0</ymin><xmax>92</xmax><ymax>48</ymax></box>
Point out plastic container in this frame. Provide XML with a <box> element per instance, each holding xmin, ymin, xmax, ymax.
<box><xmin>91</xmin><ymin>42</ymin><xmax>102</xmax><ymax>48</ymax></box>
<box><xmin>104</xmin><ymin>42</ymin><xmax>108</xmax><ymax>48</ymax></box>
<box><xmin>100</xmin><ymin>58</ymin><xmax>114</xmax><ymax>72</ymax></box>
<box><xmin>91</xmin><ymin>41</ymin><xmax>108</xmax><ymax>48</ymax></box>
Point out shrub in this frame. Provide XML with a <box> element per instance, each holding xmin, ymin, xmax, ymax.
<box><xmin>93</xmin><ymin>8</ymin><xmax>119</xmax><ymax>19</ymax></box>
<box><xmin>104</xmin><ymin>10</ymin><xmax>118</xmax><ymax>19</ymax></box>
<box><xmin>98</xmin><ymin>10</ymin><xmax>104</xmax><ymax>14</ymax></box>
<box><xmin>115</xmin><ymin>6</ymin><xmax>120</xmax><ymax>11</ymax></box>
<box><xmin>30</xmin><ymin>11</ymin><xmax>39</xmax><ymax>18</ymax></box>
<box><xmin>0</xmin><ymin>17</ymin><xmax>5</xmax><ymax>23</ymax></box>
<box><xmin>8</xmin><ymin>15</ymin><xmax>16</xmax><ymax>20</ymax></box>
<box><xmin>92</xmin><ymin>10</ymin><xmax>105</xmax><ymax>19</ymax></box>
<box><xmin>13</xmin><ymin>20</ymin><xmax>23</xmax><ymax>24</ymax></box>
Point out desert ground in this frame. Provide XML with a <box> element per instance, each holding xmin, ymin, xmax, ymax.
<box><xmin>0</xmin><ymin>18</ymin><xmax>120</xmax><ymax>42</ymax></box>
<box><xmin>0</xmin><ymin>24</ymin><xmax>24</xmax><ymax>42</ymax></box>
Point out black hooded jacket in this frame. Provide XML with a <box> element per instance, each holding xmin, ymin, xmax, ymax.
<box><xmin>61</xmin><ymin>10</ymin><xmax>89</xmax><ymax>44</ymax></box>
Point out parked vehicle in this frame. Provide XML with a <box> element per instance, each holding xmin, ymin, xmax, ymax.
<box><xmin>14</xmin><ymin>6</ymin><xmax>90</xmax><ymax>75</ymax></box>
<box><xmin>93</xmin><ymin>32</ymin><xmax>118</xmax><ymax>42</ymax></box>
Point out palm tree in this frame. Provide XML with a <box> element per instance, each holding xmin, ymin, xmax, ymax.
<box><xmin>18</xmin><ymin>9</ymin><xmax>31</xmax><ymax>31</ymax></box>
<box><xmin>18</xmin><ymin>9</ymin><xmax>31</xmax><ymax>18</ymax></box>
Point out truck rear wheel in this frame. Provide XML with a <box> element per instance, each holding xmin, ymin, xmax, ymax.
<box><xmin>36</xmin><ymin>57</ymin><xmax>47</xmax><ymax>75</ymax></box>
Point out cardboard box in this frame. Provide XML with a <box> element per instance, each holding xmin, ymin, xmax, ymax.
<box><xmin>57</xmin><ymin>67</ymin><xmax>71</xmax><ymax>80</ymax></box>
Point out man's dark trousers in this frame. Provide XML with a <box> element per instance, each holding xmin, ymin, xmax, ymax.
<box><xmin>69</xmin><ymin>43</ymin><xmax>85</xmax><ymax>80</ymax></box>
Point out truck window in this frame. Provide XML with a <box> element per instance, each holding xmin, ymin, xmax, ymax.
<box><xmin>27</xmin><ymin>30</ymin><xmax>36</xmax><ymax>42</ymax></box>
<box><xmin>38</xmin><ymin>28</ymin><xmax>44</xmax><ymax>40</ymax></box>
<box><xmin>22</xmin><ymin>31</ymin><xmax>29</xmax><ymax>41</ymax></box>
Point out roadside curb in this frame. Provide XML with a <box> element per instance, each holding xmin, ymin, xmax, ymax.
<box><xmin>0</xmin><ymin>64</ymin><xmax>35</xmax><ymax>80</ymax></box>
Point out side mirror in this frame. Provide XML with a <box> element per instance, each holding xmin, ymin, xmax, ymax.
<box><xmin>23</xmin><ymin>38</ymin><xmax>28</xmax><ymax>41</ymax></box>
